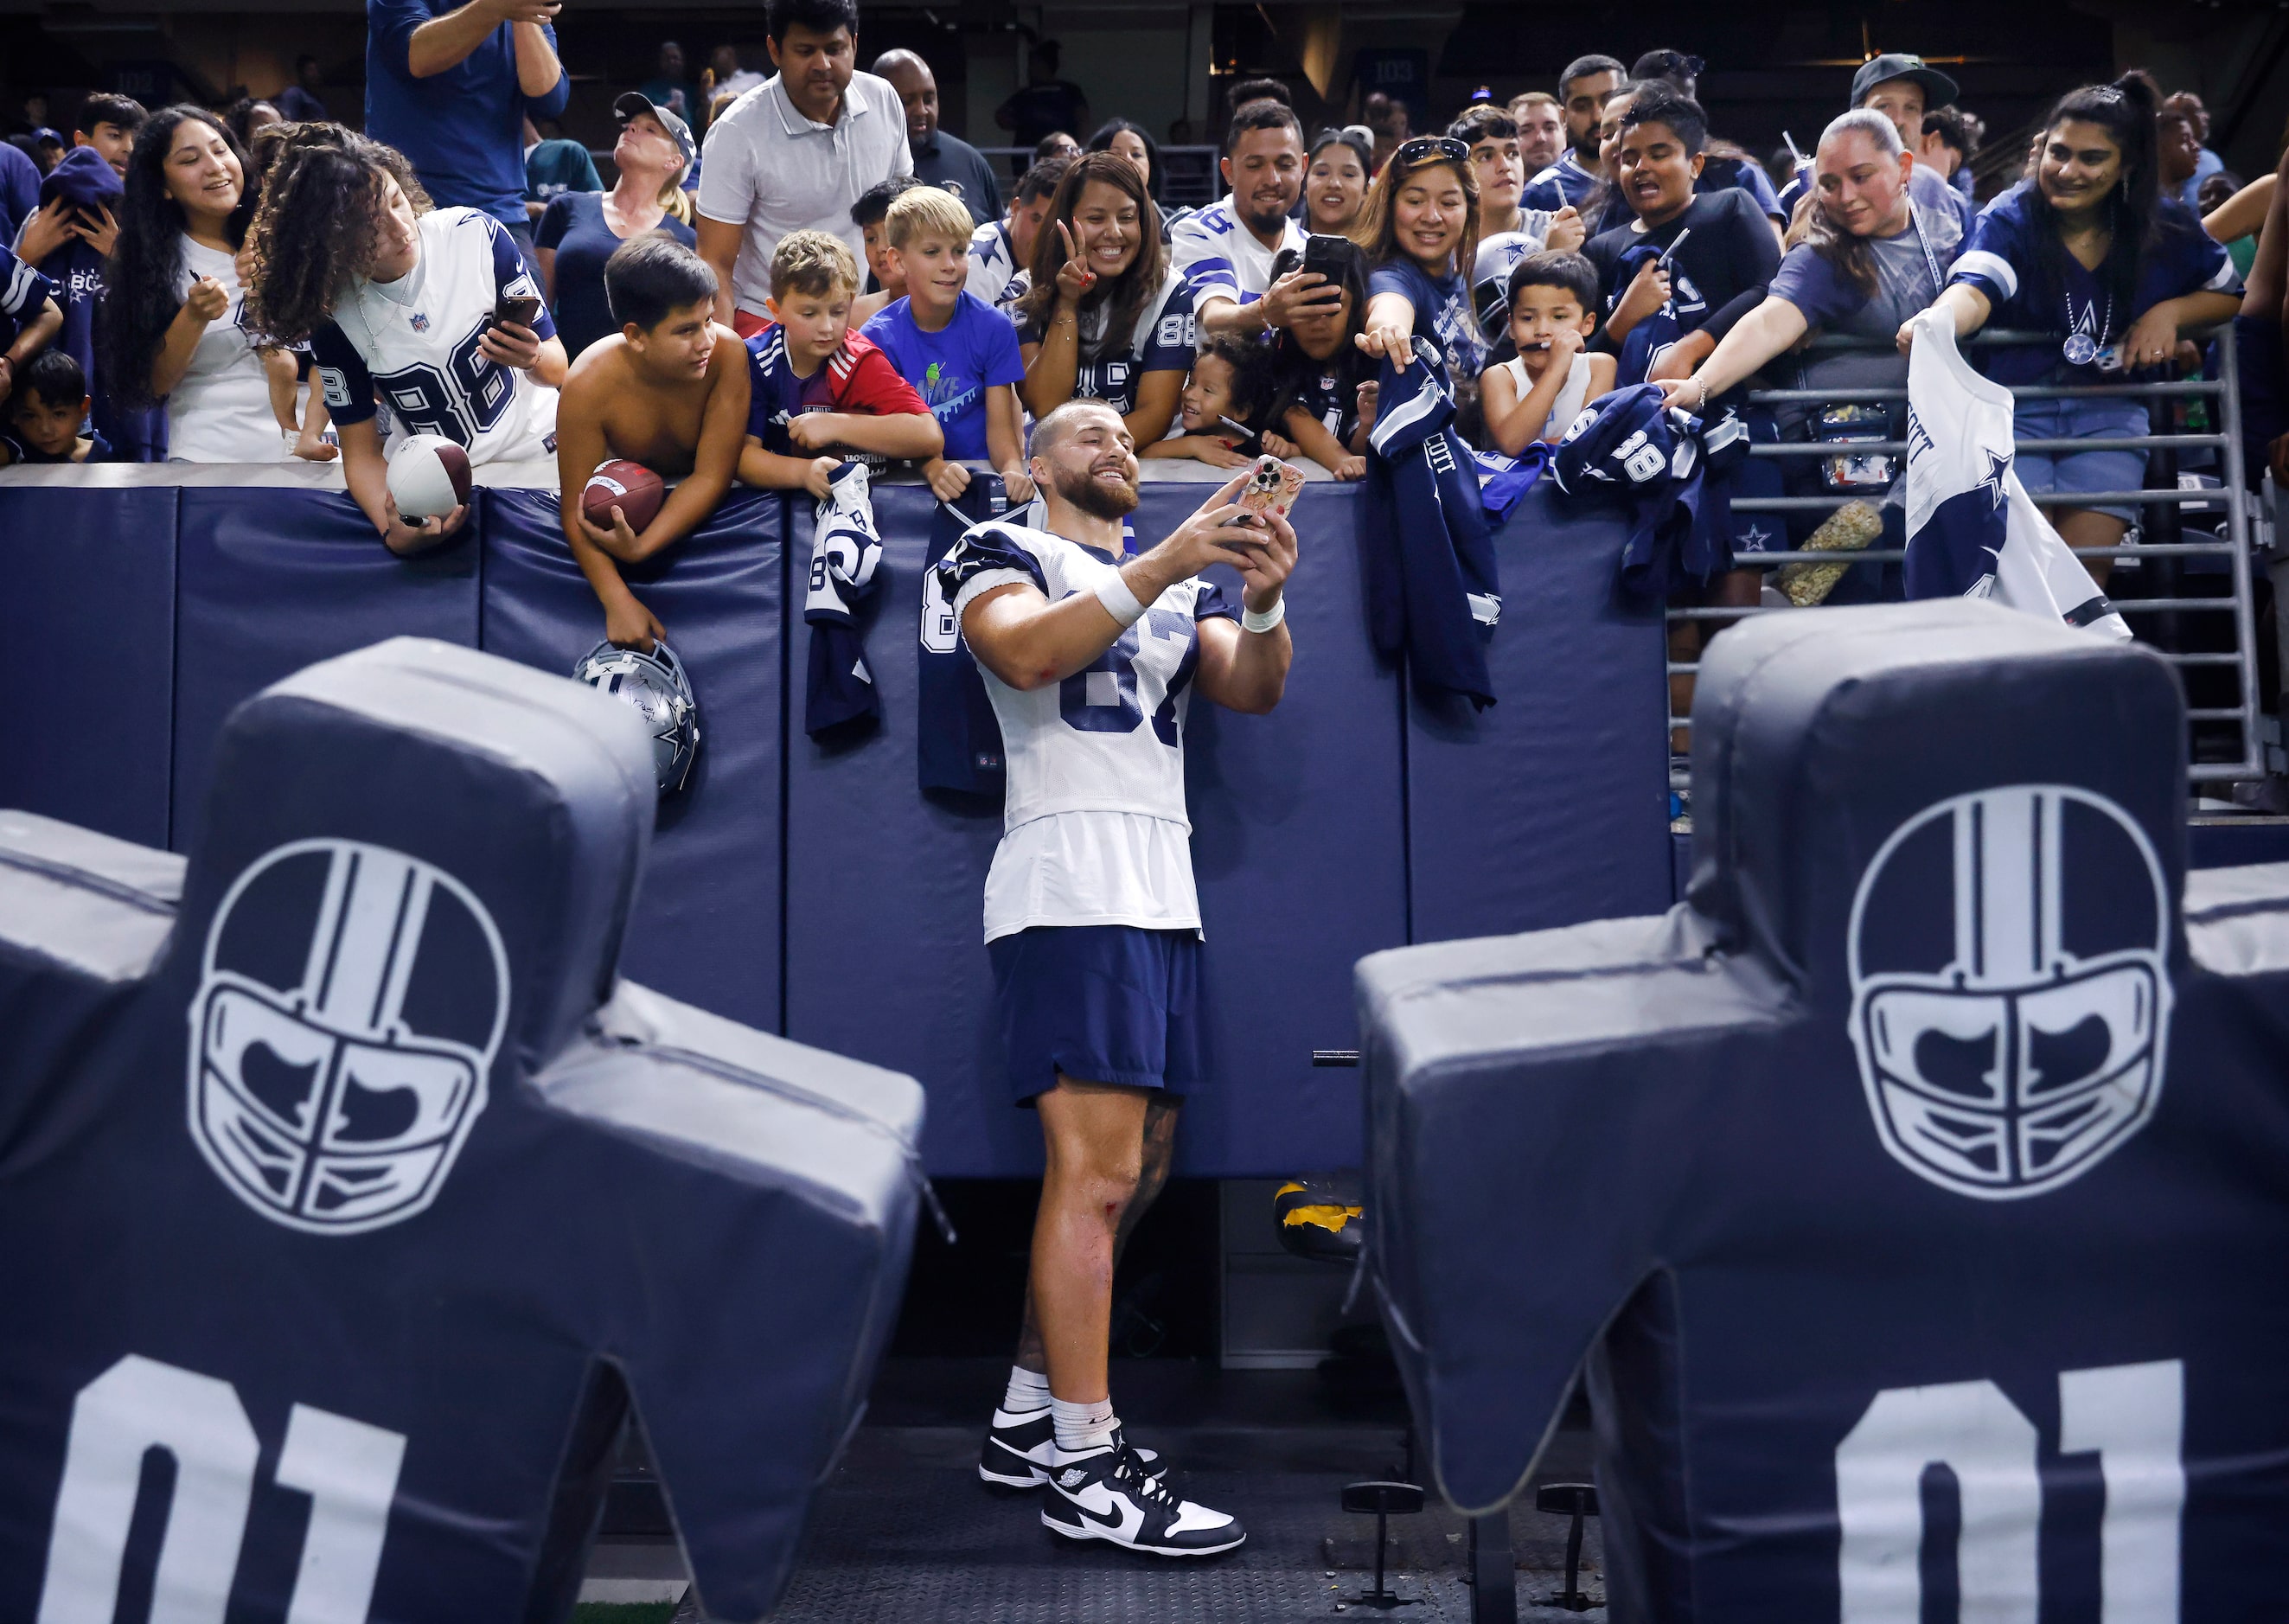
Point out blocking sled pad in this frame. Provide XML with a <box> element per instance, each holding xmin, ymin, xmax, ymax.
<box><xmin>1358</xmin><ymin>599</ymin><xmax>2289</xmax><ymax>1617</ymax></box>
<box><xmin>0</xmin><ymin>637</ymin><xmax>923</xmax><ymax>1621</ymax></box>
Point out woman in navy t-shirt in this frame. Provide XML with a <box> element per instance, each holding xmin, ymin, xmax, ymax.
<box><xmin>536</xmin><ymin>95</ymin><xmax>698</xmax><ymax>361</ymax></box>
<box><xmin>1353</xmin><ymin>134</ymin><xmax>1487</xmax><ymax>387</ymax></box>
<box><xmin>1911</xmin><ymin>75</ymin><xmax>2241</xmax><ymax>579</ymax></box>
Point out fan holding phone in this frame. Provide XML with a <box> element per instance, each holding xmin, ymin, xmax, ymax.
<box><xmin>245</xmin><ymin>131</ymin><xmax>570</xmax><ymax>556</ymax></box>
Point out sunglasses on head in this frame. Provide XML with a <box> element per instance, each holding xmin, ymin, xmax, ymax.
<box><xmin>1393</xmin><ymin>136</ymin><xmax>1470</xmax><ymax>169</ymax></box>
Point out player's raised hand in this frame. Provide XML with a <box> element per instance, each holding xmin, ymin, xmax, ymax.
<box><xmin>184</xmin><ymin>275</ymin><xmax>230</xmax><ymax>324</ymax></box>
<box><xmin>1232</xmin><ymin>504</ymin><xmax>1297</xmax><ymax>611</ymax></box>
<box><xmin>1148</xmin><ymin>470</ymin><xmax>1269</xmax><ymax>579</ymax></box>
<box><xmin>1051</xmin><ymin>220</ymin><xmax>1096</xmax><ymax>306</ymax></box>
<box><xmin>479</xmin><ymin>319</ymin><xmax>542</xmax><ymax>371</ymax></box>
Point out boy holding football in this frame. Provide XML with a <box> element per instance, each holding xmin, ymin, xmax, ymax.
<box><xmin>738</xmin><ymin>230</ymin><xmax>942</xmax><ymax>499</ymax></box>
<box><xmin>556</xmin><ymin>236</ymin><xmax>752</xmax><ymax>650</ymax></box>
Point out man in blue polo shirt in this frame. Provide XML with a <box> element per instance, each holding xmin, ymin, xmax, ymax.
<box><xmin>367</xmin><ymin>0</ymin><xmax>569</xmax><ymax>270</ymax></box>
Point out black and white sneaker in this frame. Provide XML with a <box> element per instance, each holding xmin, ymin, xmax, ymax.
<box><xmin>980</xmin><ymin>1409</ymin><xmax>1163</xmax><ymax>1489</ymax></box>
<box><xmin>1040</xmin><ymin>1446</ymin><xmax>1244</xmax><ymax>1557</ymax></box>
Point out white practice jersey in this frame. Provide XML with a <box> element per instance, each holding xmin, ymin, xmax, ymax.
<box><xmin>1169</xmin><ymin>195</ymin><xmax>1305</xmax><ymax>309</ymax></box>
<box><xmin>312</xmin><ymin>208</ymin><xmax>559</xmax><ymax>464</ymax></box>
<box><xmin>941</xmin><ymin>519</ymin><xmax>1237</xmax><ymax>941</ymax></box>
<box><xmin>1902</xmin><ymin>309</ymin><xmax>2131</xmax><ymax>639</ymax></box>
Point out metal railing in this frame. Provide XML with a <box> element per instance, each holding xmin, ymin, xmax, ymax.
<box><xmin>976</xmin><ymin>144</ymin><xmax>1224</xmax><ymax>210</ymax></box>
<box><xmin>1666</xmin><ymin>326</ymin><xmax>2265</xmax><ymax>795</ymax></box>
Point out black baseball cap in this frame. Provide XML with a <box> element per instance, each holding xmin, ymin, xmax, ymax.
<box><xmin>613</xmin><ymin>91</ymin><xmax>698</xmax><ymax>175</ymax></box>
<box><xmin>1850</xmin><ymin>54</ymin><xmax>1958</xmax><ymax>112</ymax></box>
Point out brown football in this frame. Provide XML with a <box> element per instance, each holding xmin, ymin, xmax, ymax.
<box><xmin>581</xmin><ymin>459</ymin><xmax>666</xmax><ymax>531</ymax></box>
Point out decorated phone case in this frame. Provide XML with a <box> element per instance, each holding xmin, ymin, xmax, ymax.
<box><xmin>1237</xmin><ymin>455</ymin><xmax>1306</xmax><ymax>525</ymax></box>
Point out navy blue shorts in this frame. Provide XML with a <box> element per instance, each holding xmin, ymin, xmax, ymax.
<box><xmin>988</xmin><ymin>925</ymin><xmax>1203</xmax><ymax>1106</ymax></box>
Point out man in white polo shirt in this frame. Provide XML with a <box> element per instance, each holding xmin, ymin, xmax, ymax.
<box><xmin>695</xmin><ymin>0</ymin><xmax>911</xmax><ymax>336</ymax></box>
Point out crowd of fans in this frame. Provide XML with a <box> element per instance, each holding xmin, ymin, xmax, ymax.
<box><xmin>1</xmin><ymin>0</ymin><xmax>2282</xmax><ymax>602</ymax></box>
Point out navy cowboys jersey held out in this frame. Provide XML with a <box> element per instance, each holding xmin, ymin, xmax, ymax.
<box><xmin>937</xmin><ymin>520</ymin><xmax>1235</xmax><ymax>942</ymax></box>
<box><xmin>1359</xmin><ymin>599</ymin><xmax>2289</xmax><ymax>1620</ymax></box>
<box><xmin>313</xmin><ymin>208</ymin><xmax>559</xmax><ymax>463</ymax></box>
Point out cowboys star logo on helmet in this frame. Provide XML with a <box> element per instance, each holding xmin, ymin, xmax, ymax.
<box><xmin>187</xmin><ymin>840</ymin><xmax>509</xmax><ymax>1234</ymax></box>
<box><xmin>573</xmin><ymin>638</ymin><xmax>701</xmax><ymax>793</ymax></box>
<box><xmin>1846</xmin><ymin>784</ymin><xmax>2173</xmax><ymax>1199</ymax></box>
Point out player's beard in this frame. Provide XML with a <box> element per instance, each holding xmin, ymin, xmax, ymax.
<box><xmin>1055</xmin><ymin>460</ymin><xmax>1141</xmax><ymax>521</ymax></box>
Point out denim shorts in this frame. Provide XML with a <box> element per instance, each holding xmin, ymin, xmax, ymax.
<box><xmin>2011</xmin><ymin>394</ymin><xmax>2151</xmax><ymax>525</ymax></box>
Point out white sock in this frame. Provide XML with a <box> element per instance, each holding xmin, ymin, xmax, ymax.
<box><xmin>1002</xmin><ymin>1365</ymin><xmax>1052</xmax><ymax>1414</ymax></box>
<box><xmin>1050</xmin><ymin>1395</ymin><xmax>1118</xmax><ymax>1456</ymax></box>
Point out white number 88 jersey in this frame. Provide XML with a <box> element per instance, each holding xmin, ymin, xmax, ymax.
<box><xmin>312</xmin><ymin>208</ymin><xmax>559</xmax><ymax>465</ymax></box>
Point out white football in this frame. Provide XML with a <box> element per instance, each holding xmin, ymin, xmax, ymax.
<box><xmin>386</xmin><ymin>433</ymin><xmax>473</xmax><ymax>521</ymax></box>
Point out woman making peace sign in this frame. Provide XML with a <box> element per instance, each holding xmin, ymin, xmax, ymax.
<box><xmin>1016</xmin><ymin>153</ymin><xmax>1198</xmax><ymax>445</ymax></box>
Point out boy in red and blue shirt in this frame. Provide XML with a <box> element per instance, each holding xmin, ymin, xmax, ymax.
<box><xmin>738</xmin><ymin>230</ymin><xmax>941</xmax><ymax>499</ymax></box>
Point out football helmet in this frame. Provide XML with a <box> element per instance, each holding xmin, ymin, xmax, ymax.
<box><xmin>1847</xmin><ymin>784</ymin><xmax>2173</xmax><ymax>1199</ymax></box>
<box><xmin>572</xmin><ymin>638</ymin><xmax>700</xmax><ymax>794</ymax></box>
<box><xmin>187</xmin><ymin>840</ymin><xmax>508</xmax><ymax>1234</ymax></box>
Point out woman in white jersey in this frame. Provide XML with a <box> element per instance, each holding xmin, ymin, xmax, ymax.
<box><xmin>247</xmin><ymin>129</ymin><xmax>567</xmax><ymax>555</ymax></box>
<box><xmin>99</xmin><ymin>105</ymin><xmax>297</xmax><ymax>462</ymax></box>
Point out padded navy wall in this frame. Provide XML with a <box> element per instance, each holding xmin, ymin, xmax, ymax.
<box><xmin>481</xmin><ymin>489</ymin><xmax>784</xmax><ymax>1033</ymax></box>
<box><xmin>1178</xmin><ymin>482</ymin><xmax>1406</xmax><ymax>1175</ymax></box>
<box><xmin>0</xmin><ymin>471</ymin><xmax>1893</xmax><ymax>1172</ymax></box>
<box><xmin>0</xmin><ymin>485</ymin><xmax>176</xmax><ymax>847</ymax></box>
<box><xmin>171</xmin><ymin>489</ymin><xmax>481</xmax><ymax>852</ymax></box>
<box><xmin>783</xmin><ymin>484</ymin><xmax>1017</xmax><ymax>1173</ymax></box>
<box><xmin>1406</xmin><ymin>481</ymin><xmax>1675</xmax><ymax>941</ymax></box>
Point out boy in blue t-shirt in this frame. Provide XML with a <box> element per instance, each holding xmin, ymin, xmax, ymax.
<box><xmin>860</xmin><ymin>185</ymin><xmax>1033</xmax><ymax>503</ymax></box>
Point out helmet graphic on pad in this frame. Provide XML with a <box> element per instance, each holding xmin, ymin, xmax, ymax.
<box><xmin>187</xmin><ymin>840</ymin><xmax>509</xmax><ymax>1234</ymax></box>
<box><xmin>1847</xmin><ymin>784</ymin><xmax>2173</xmax><ymax>1200</ymax></box>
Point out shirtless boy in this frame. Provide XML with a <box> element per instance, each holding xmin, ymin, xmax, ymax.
<box><xmin>556</xmin><ymin>234</ymin><xmax>753</xmax><ymax>649</ymax></box>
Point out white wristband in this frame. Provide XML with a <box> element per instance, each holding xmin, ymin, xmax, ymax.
<box><xmin>1241</xmin><ymin>597</ymin><xmax>1286</xmax><ymax>635</ymax></box>
<box><xmin>1096</xmin><ymin>572</ymin><xmax>1148</xmax><ymax>627</ymax></box>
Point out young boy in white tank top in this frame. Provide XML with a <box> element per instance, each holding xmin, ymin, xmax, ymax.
<box><xmin>1480</xmin><ymin>250</ymin><xmax>1616</xmax><ymax>456</ymax></box>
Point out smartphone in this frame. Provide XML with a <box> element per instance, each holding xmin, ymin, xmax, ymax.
<box><xmin>1234</xmin><ymin>454</ymin><xmax>1306</xmax><ymax>527</ymax></box>
<box><xmin>1301</xmin><ymin>233</ymin><xmax>1352</xmax><ymax>285</ymax></box>
<box><xmin>492</xmin><ymin>293</ymin><xmax>543</xmax><ymax>330</ymax></box>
